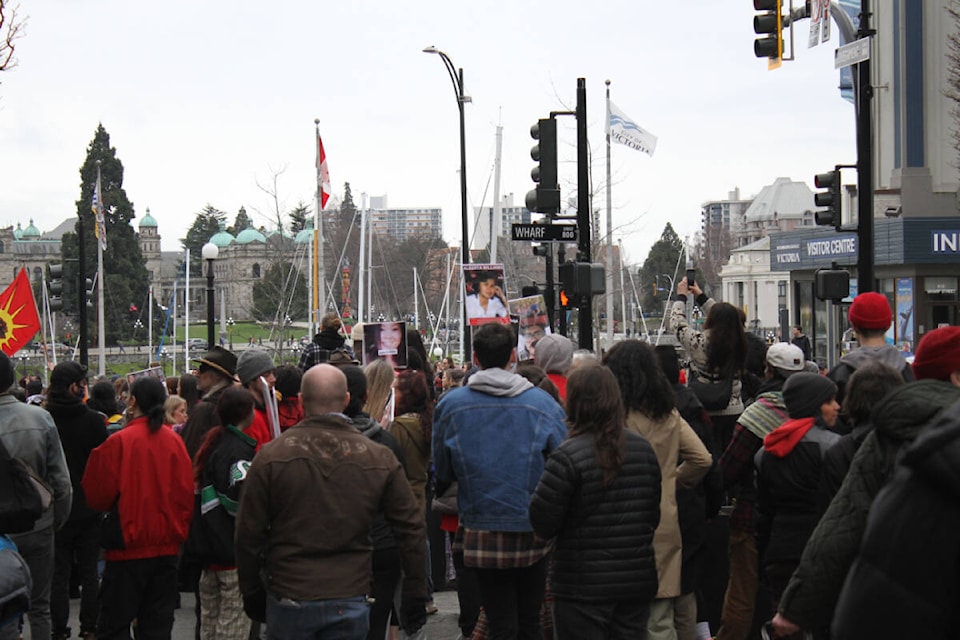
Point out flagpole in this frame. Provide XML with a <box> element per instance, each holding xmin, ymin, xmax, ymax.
<box><xmin>95</xmin><ymin>162</ymin><xmax>107</xmax><ymax>376</ymax></box>
<box><xmin>313</xmin><ymin>119</ymin><xmax>326</xmax><ymax>337</ymax></box>
<box><xmin>184</xmin><ymin>249</ymin><xmax>191</xmax><ymax>368</ymax></box>
<box><xmin>359</xmin><ymin>192</ymin><xmax>367</xmax><ymax>324</ymax></box>
<box><xmin>605</xmin><ymin>80</ymin><xmax>615</xmax><ymax>346</ymax></box>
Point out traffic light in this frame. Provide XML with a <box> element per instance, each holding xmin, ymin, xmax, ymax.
<box><xmin>814</xmin><ymin>168</ymin><xmax>842</xmax><ymax>230</ymax></box>
<box><xmin>521</xmin><ymin>285</ymin><xmax>540</xmax><ymax>298</ymax></box>
<box><xmin>559</xmin><ymin>289</ymin><xmax>570</xmax><ymax>308</ymax></box>
<box><xmin>532</xmin><ymin>244</ymin><xmax>548</xmax><ymax>257</ymax></box>
<box><xmin>48</xmin><ymin>263</ymin><xmax>63</xmax><ymax>312</ymax></box>
<box><xmin>525</xmin><ymin>118</ymin><xmax>560</xmax><ymax>214</ymax></box>
<box><xmin>85</xmin><ymin>279</ymin><xmax>94</xmax><ymax>309</ymax></box>
<box><xmin>753</xmin><ymin>0</ymin><xmax>783</xmax><ymax>64</ymax></box>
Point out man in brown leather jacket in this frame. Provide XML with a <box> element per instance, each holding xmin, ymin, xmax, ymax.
<box><xmin>235</xmin><ymin>364</ymin><xmax>427</xmax><ymax>637</ymax></box>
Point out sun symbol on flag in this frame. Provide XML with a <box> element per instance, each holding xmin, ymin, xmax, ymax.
<box><xmin>0</xmin><ymin>297</ymin><xmax>30</xmax><ymax>352</ymax></box>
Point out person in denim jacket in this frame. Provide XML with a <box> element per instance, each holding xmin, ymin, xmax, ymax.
<box><xmin>433</xmin><ymin>322</ymin><xmax>567</xmax><ymax>639</ymax></box>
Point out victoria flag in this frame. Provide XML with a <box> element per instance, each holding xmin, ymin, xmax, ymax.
<box><xmin>609</xmin><ymin>101</ymin><xmax>658</xmax><ymax>157</ymax></box>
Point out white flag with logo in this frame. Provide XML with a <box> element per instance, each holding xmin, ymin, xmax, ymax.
<box><xmin>608</xmin><ymin>101</ymin><xmax>658</xmax><ymax>157</ymax></box>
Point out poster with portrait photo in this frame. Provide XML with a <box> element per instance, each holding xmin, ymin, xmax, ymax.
<box><xmin>126</xmin><ymin>366</ymin><xmax>166</xmax><ymax>389</ymax></box>
<box><xmin>510</xmin><ymin>295</ymin><xmax>552</xmax><ymax>362</ymax></box>
<box><xmin>464</xmin><ymin>263</ymin><xmax>510</xmax><ymax>326</ymax></box>
<box><xmin>363</xmin><ymin>321</ymin><xmax>408</xmax><ymax>369</ymax></box>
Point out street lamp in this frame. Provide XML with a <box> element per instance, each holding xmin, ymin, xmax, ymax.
<box><xmin>202</xmin><ymin>242</ymin><xmax>219</xmax><ymax>349</ymax></box>
<box><xmin>226</xmin><ymin>316</ymin><xmax>235</xmax><ymax>349</ymax></box>
<box><xmin>423</xmin><ymin>45</ymin><xmax>472</xmax><ymax>360</ymax></box>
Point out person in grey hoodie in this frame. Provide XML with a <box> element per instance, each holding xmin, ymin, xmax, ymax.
<box><xmin>434</xmin><ymin>323</ymin><xmax>567</xmax><ymax>639</ymax></box>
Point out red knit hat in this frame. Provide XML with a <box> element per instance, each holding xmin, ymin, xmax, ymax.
<box><xmin>848</xmin><ymin>292</ymin><xmax>892</xmax><ymax>330</ymax></box>
<box><xmin>912</xmin><ymin>326</ymin><xmax>960</xmax><ymax>381</ymax></box>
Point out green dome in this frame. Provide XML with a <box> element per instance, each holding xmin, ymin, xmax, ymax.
<box><xmin>235</xmin><ymin>224</ymin><xmax>266</xmax><ymax>245</ymax></box>
<box><xmin>13</xmin><ymin>223</ymin><xmax>23</xmax><ymax>240</ymax></box>
<box><xmin>139</xmin><ymin>207</ymin><xmax>158</xmax><ymax>228</ymax></box>
<box><xmin>209</xmin><ymin>221</ymin><xmax>235</xmax><ymax>248</ymax></box>
<box><xmin>22</xmin><ymin>219</ymin><xmax>40</xmax><ymax>239</ymax></box>
<box><xmin>294</xmin><ymin>220</ymin><xmax>315</xmax><ymax>244</ymax></box>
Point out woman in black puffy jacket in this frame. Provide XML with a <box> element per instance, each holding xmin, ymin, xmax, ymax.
<box><xmin>529</xmin><ymin>364</ymin><xmax>662</xmax><ymax>639</ymax></box>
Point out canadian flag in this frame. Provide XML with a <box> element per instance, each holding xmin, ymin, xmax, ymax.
<box><xmin>317</xmin><ymin>134</ymin><xmax>331</xmax><ymax>210</ymax></box>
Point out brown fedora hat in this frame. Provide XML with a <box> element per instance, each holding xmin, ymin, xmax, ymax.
<box><xmin>193</xmin><ymin>346</ymin><xmax>238</xmax><ymax>380</ymax></box>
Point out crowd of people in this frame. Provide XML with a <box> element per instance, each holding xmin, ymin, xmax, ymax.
<box><xmin>0</xmin><ymin>293</ymin><xmax>958</xmax><ymax>640</ymax></box>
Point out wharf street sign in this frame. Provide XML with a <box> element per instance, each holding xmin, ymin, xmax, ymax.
<box><xmin>511</xmin><ymin>223</ymin><xmax>578</xmax><ymax>242</ymax></box>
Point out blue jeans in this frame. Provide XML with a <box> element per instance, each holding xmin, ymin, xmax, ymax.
<box><xmin>266</xmin><ymin>593</ymin><xmax>369</xmax><ymax>640</ymax></box>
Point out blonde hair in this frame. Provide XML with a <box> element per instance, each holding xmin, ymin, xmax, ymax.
<box><xmin>363</xmin><ymin>359</ymin><xmax>395</xmax><ymax>421</ymax></box>
<box><xmin>164</xmin><ymin>395</ymin><xmax>187</xmax><ymax>425</ymax></box>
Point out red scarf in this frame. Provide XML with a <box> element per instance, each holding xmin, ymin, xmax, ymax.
<box><xmin>763</xmin><ymin>417</ymin><xmax>816</xmax><ymax>457</ymax></box>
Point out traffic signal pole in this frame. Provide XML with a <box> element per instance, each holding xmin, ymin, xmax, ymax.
<box><xmin>575</xmin><ymin>78</ymin><xmax>592</xmax><ymax>350</ymax></box>
<box><xmin>856</xmin><ymin>0</ymin><xmax>875</xmax><ymax>292</ymax></box>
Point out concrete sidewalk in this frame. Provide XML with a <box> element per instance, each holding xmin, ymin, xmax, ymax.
<box><xmin>44</xmin><ymin>588</ymin><xmax>463</xmax><ymax>639</ymax></box>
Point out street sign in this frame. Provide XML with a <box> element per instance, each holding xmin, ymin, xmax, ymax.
<box><xmin>835</xmin><ymin>37</ymin><xmax>870</xmax><ymax>69</ymax></box>
<box><xmin>511</xmin><ymin>223</ymin><xmax>578</xmax><ymax>242</ymax></box>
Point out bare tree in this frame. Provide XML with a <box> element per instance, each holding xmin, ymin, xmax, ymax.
<box><xmin>0</xmin><ymin>1</ymin><xmax>24</xmax><ymax>76</ymax></box>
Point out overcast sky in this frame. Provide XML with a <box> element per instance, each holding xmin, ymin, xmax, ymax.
<box><xmin>0</xmin><ymin>0</ymin><xmax>855</xmax><ymax>269</ymax></box>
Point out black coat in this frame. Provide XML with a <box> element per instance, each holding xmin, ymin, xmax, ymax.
<box><xmin>529</xmin><ymin>430</ymin><xmax>661</xmax><ymax>603</ymax></box>
<box><xmin>832</xmin><ymin>399</ymin><xmax>960</xmax><ymax>639</ymax></box>
<box><xmin>673</xmin><ymin>385</ymin><xmax>724</xmax><ymax>594</ymax></box>
<box><xmin>45</xmin><ymin>394</ymin><xmax>108</xmax><ymax>522</ymax></box>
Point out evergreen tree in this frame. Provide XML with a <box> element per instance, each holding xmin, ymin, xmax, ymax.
<box><xmin>60</xmin><ymin>124</ymin><xmax>151</xmax><ymax>346</ymax></box>
<box><xmin>182</xmin><ymin>204</ymin><xmax>226</xmax><ymax>270</ymax></box>
<box><xmin>289</xmin><ymin>201</ymin><xmax>311</xmax><ymax>234</ymax></box>
<box><xmin>638</xmin><ymin>223</ymin><xmax>684</xmax><ymax>313</ymax></box>
<box><xmin>339</xmin><ymin>182</ymin><xmax>358</xmax><ymax>228</ymax></box>
<box><xmin>229</xmin><ymin>206</ymin><xmax>251</xmax><ymax>235</ymax></box>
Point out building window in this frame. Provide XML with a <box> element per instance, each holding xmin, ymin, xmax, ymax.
<box><xmin>33</xmin><ymin>267</ymin><xmax>42</xmax><ymax>282</ymax></box>
<box><xmin>252</xmin><ymin>264</ymin><xmax>261</xmax><ymax>278</ymax></box>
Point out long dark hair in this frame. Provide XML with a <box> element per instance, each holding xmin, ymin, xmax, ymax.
<box><xmin>603</xmin><ymin>340</ymin><xmax>675</xmax><ymax>420</ymax></box>
<box><xmin>178</xmin><ymin>373</ymin><xmax>200</xmax><ymax>410</ymax></box>
<box><xmin>194</xmin><ymin>387</ymin><xmax>255</xmax><ymax>482</ymax></box>
<box><xmin>130</xmin><ymin>376</ymin><xmax>167</xmax><ymax>433</ymax></box>
<box><xmin>703</xmin><ymin>302</ymin><xmax>747</xmax><ymax>375</ymax></box>
<box><xmin>394</xmin><ymin>369</ymin><xmax>433</xmax><ymax>443</ymax></box>
<box><xmin>566</xmin><ymin>365</ymin><xmax>626</xmax><ymax>487</ymax></box>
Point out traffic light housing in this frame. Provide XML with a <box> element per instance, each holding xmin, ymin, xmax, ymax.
<box><xmin>532</xmin><ymin>244</ymin><xmax>548</xmax><ymax>257</ymax></box>
<box><xmin>815</xmin><ymin>268</ymin><xmax>851</xmax><ymax>301</ymax></box>
<box><xmin>521</xmin><ymin>285</ymin><xmax>540</xmax><ymax>298</ymax></box>
<box><xmin>525</xmin><ymin>118</ymin><xmax>560</xmax><ymax>214</ymax></box>
<box><xmin>559</xmin><ymin>261</ymin><xmax>606</xmax><ymax>296</ymax></box>
<box><xmin>814</xmin><ymin>168</ymin><xmax>842</xmax><ymax>230</ymax></box>
<box><xmin>753</xmin><ymin>0</ymin><xmax>783</xmax><ymax>63</ymax></box>
<box><xmin>48</xmin><ymin>263</ymin><xmax>63</xmax><ymax>312</ymax></box>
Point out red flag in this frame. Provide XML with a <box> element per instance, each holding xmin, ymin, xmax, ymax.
<box><xmin>317</xmin><ymin>135</ymin><xmax>331</xmax><ymax>210</ymax></box>
<box><xmin>0</xmin><ymin>269</ymin><xmax>41</xmax><ymax>355</ymax></box>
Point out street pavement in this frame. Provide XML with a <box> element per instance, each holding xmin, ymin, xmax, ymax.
<box><xmin>43</xmin><ymin>588</ymin><xmax>462</xmax><ymax>639</ymax></box>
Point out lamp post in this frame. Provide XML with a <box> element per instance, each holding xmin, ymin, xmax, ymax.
<box><xmin>202</xmin><ymin>242</ymin><xmax>219</xmax><ymax>350</ymax></box>
<box><xmin>423</xmin><ymin>45</ymin><xmax>472</xmax><ymax>361</ymax></box>
<box><xmin>226</xmin><ymin>317</ymin><xmax>235</xmax><ymax>349</ymax></box>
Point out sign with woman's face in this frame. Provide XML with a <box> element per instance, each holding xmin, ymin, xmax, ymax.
<box><xmin>363</xmin><ymin>321</ymin><xmax>408</xmax><ymax>368</ymax></box>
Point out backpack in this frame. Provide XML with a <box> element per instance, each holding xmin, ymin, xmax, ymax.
<box><xmin>0</xmin><ymin>439</ymin><xmax>52</xmax><ymax>535</ymax></box>
<box><xmin>0</xmin><ymin>536</ymin><xmax>31</xmax><ymax>630</ymax></box>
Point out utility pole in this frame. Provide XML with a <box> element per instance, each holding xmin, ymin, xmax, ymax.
<box><xmin>856</xmin><ymin>0</ymin><xmax>875</xmax><ymax>292</ymax></box>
